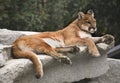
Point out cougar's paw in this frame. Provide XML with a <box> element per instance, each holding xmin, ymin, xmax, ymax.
<box><xmin>89</xmin><ymin>49</ymin><xmax>100</xmax><ymax>57</ymax></box>
<box><xmin>59</xmin><ymin>56</ymin><xmax>72</xmax><ymax>65</ymax></box>
<box><xmin>101</xmin><ymin>34</ymin><xmax>114</xmax><ymax>45</ymax></box>
<box><xmin>35</xmin><ymin>70</ymin><xmax>44</xmax><ymax>79</ymax></box>
<box><xmin>70</xmin><ymin>46</ymin><xmax>80</xmax><ymax>53</ymax></box>
<box><xmin>71</xmin><ymin>46</ymin><xmax>80</xmax><ymax>52</ymax></box>
<box><xmin>92</xmin><ymin>52</ymin><xmax>100</xmax><ymax>57</ymax></box>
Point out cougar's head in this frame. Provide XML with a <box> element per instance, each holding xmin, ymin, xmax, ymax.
<box><xmin>78</xmin><ymin>10</ymin><xmax>97</xmax><ymax>33</ymax></box>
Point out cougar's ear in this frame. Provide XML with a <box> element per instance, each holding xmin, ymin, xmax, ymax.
<box><xmin>78</xmin><ymin>12</ymin><xmax>85</xmax><ymax>20</ymax></box>
<box><xmin>87</xmin><ymin>9</ymin><xmax>94</xmax><ymax>17</ymax></box>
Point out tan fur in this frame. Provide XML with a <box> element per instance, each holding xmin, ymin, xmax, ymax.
<box><xmin>12</xmin><ymin>10</ymin><xmax>103</xmax><ymax>79</ymax></box>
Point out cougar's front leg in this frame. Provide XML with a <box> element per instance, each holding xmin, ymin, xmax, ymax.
<box><xmin>65</xmin><ymin>38</ymin><xmax>100</xmax><ymax>57</ymax></box>
<box><xmin>90</xmin><ymin>37</ymin><xmax>102</xmax><ymax>43</ymax></box>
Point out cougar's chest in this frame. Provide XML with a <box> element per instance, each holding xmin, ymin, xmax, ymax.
<box><xmin>79</xmin><ymin>31</ymin><xmax>92</xmax><ymax>38</ymax></box>
<box><xmin>42</xmin><ymin>38</ymin><xmax>65</xmax><ymax>48</ymax></box>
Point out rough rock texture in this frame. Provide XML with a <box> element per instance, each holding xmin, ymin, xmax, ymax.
<box><xmin>0</xmin><ymin>54</ymin><xmax>5</xmax><ymax>67</ymax></box>
<box><xmin>0</xmin><ymin>29</ymin><xmax>23</xmax><ymax>45</ymax></box>
<box><xmin>0</xmin><ymin>43</ymin><xmax>111</xmax><ymax>83</ymax></box>
<box><xmin>0</xmin><ymin>44</ymin><xmax>12</xmax><ymax>67</ymax></box>
<box><xmin>0</xmin><ymin>29</ymin><xmax>38</xmax><ymax>45</ymax></box>
<box><xmin>0</xmin><ymin>29</ymin><xmax>115</xmax><ymax>83</ymax></box>
<box><xmin>89</xmin><ymin>58</ymin><xmax>120</xmax><ymax>83</ymax></box>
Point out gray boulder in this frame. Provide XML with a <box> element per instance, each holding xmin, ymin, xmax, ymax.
<box><xmin>0</xmin><ymin>43</ymin><xmax>112</xmax><ymax>83</ymax></box>
<box><xmin>89</xmin><ymin>58</ymin><xmax>120</xmax><ymax>83</ymax></box>
<box><xmin>0</xmin><ymin>29</ymin><xmax>24</xmax><ymax>45</ymax></box>
<box><xmin>0</xmin><ymin>29</ymin><xmax>38</xmax><ymax>45</ymax></box>
<box><xmin>0</xmin><ymin>29</ymin><xmax>115</xmax><ymax>83</ymax></box>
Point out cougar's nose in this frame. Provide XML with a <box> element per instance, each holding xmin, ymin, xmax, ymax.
<box><xmin>89</xmin><ymin>27</ymin><xmax>97</xmax><ymax>33</ymax></box>
<box><xmin>94</xmin><ymin>27</ymin><xmax>97</xmax><ymax>31</ymax></box>
<box><xmin>92</xmin><ymin>27</ymin><xmax>97</xmax><ymax>31</ymax></box>
<box><xmin>90</xmin><ymin>27</ymin><xmax>97</xmax><ymax>31</ymax></box>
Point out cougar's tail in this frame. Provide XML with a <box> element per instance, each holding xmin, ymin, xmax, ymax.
<box><xmin>12</xmin><ymin>45</ymin><xmax>43</xmax><ymax>79</ymax></box>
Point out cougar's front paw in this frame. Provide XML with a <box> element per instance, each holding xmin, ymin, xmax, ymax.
<box><xmin>70</xmin><ymin>46</ymin><xmax>80</xmax><ymax>53</ymax></box>
<box><xmin>89</xmin><ymin>49</ymin><xmax>100</xmax><ymax>57</ymax></box>
<box><xmin>73</xmin><ymin>46</ymin><xmax>80</xmax><ymax>52</ymax></box>
<box><xmin>59</xmin><ymin>56</ymin><xmax>72</xmax><ymax>65</ymax></box>
<box><xmin>91</xmin><ymin>51</ymin><xmax>100</xmax><ymax>57</ymax></box>
<box><xmin>101</xmin><ymin>34</ymin><xmax>114</xmax><ymax>45</ymax></box>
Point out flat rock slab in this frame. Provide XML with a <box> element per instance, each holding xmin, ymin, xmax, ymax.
<box><xmin>0</xmin><ymin>29</ymin><xmax>115</xmax><ymax>83</ymax></box>
<box><xmin>0</xmin><ymin>29</ymin><xmax>23</xmax><ymax>45</ymax></box>
<box><xmin>0</xmin><ymin>43</ymin><xmax>112</xmax><ymax>83</ymax></box>
<box><xmin>0</xmin><ymin>29</ymin><xmax>38</xmax><ymax>45</ymax></box>
<box><xmin>89</xmin><ymin>58</ymin><xmax>120</xmax><ymax>83</ymax></box>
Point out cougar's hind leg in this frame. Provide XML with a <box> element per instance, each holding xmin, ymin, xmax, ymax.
<box><xmin>55</xmin><ymin>46</ymin><xmax>80</xmax><ymax>53</ymax></box>
<box><xmin>12</xmin><ymin>46</ymin><xmax>43</xmax><ymax>79</ymax></box>
<box><xmin>35</xmin><ymin>43</ymin><xmax>72</xmax><ymax>65</ymax></box>
<box><xmin>46</xmin><ymin>48</ymin><xmax>72</xmax><ymax>65</ymax></box>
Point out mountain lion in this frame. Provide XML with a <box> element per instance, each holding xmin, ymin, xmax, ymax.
<box><xmin>12</xmin><ymin>10</ymin><xmax>114</xmax><ymax>79</ymax></box>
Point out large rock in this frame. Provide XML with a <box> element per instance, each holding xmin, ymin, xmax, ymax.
<box><xmin>89</xmin><ymin>58</ymin><xmax>120</xmax><ymax>83</ymax></box>
<box><xmin>0</xmin><ymin>29</ymin><xmax>115</xmax><ymax>83</ymax></box>
<box><xmin>0</xmin><ymin>29</ymin><xmax>23</xmax><ymax>45</ymax></box>
<box><xmin>0</xmin><ymin>43</ymin><xmax>112</xmax><ymax>83</ymax></box>
<box><xmin>0</xmin><ymin>29</ymin><xmax>38</xmax><ymax>45</ymax></box>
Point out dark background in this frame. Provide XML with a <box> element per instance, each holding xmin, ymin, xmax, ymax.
<box><xmin>0</xmin><ymin>0</ymin><xmax>120</xmax><ymax>45</ymax></box>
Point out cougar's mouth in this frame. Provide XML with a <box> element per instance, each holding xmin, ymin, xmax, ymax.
<box><xmin>80</xmin><ymin>25</ymin><xmax>97</xmax><ymax>33</ymax></box>
<box><xmin>89</xmin><ymin>27</ymin><xmax>97</xmax><ymax>33</ymax></box>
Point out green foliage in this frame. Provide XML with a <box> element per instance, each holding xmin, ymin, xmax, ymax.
<box><xmin>0</xmin><ymin>0</ymin><xmax>120</xmax><ymax>45</ymax></box>
<box><xmin>0</xmin><ymin>0</ymin><xmax>89</xmax><ymax>31</ymax></box>
<box><xmin>0</xmin><ymin>0</ymin><xmax>48</xmax><ymax>31</ymax></box>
